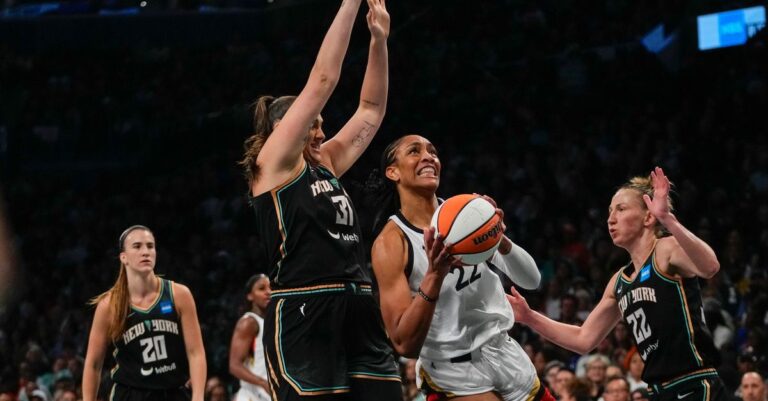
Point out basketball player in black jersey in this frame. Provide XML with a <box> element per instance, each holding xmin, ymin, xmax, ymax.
<box><xmin>83</xmin><ymin>226</ymin><xmax>206</xmax><ymax>401</ymax></box>
<box><xmin>508</xmin><ymin>167</ymin><xmax>728</xmax><ymax>401</ymax></box>
<box><xmin>238</xmin><ymin>0</ymin><xmax>401</xmax><ymax>400</ymax></box>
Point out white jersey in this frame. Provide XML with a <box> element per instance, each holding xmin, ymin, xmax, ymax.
<box><xmin>235</xmin><ymin>312</ymin><xmax>270</xmax><ymax>401</ymax></box>
<box><xmin>390</xmin><ymin>212</ymin><xmax>516</xmax><ymax>361</ymax></box>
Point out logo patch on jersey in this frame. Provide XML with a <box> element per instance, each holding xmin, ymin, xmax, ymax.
<box><xmin>639</xmin><ymin>264</ymin><xmax>651</xmax><ymax>282</ymax></box>
<box><xmin>160</xmin><ymin>301</ymin><xmax>173</xmax><ymax>314</ymax></box>
<box><xmin>140</xmin><ymin>367</ymin><xmax>154</xmax><ymax>376</ymax></box>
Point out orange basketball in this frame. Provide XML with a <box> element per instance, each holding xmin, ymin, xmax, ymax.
<box><xmin>430</xmin><ymin>194</ymin><xmax>504</xmax><ymax>265</ymax></box>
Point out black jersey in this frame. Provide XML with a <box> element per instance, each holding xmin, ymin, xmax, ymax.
<box><xmin>250</xmin><ymin>162</ymin><xmax>370</xmax><ymax>289</ymax></box>
<box><xmin>614</xmin><ymin>249</ymin><xmax>719</xmax><ymax>385</ymax></box>
<box><xmin>111</xmin><ymin>279</ymin><xmax>189</xmax><ymax>389</ymax></box>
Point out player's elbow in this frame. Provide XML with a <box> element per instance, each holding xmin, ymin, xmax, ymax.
<box><xmin>307</xmin><ymin>68</ymin><xmax>339</xmax><ymax>94</ymax></box>
<box><xmin>572</xmin><ymin>333</ymin><xmax>599</xmax><ymax>355</ymax></box>
<box><xmin>392</xmin><ymin>340</ymin><xmax>420</xmax><ymax>359</ymax></box>
<box><xmin>700</xmin><ymin>260</ymin><xmax>720</xmax><ymax>279</ymax></box>
<box><xmin>228</xmin><ymin>361</ymin><xmax>242</xmax><ymax>378</ymax></box>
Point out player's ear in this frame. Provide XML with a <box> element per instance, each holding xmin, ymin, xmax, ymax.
<box><xmin>385</xmin><ymin>165</ymin><xmax>400</xmax><ymax>183</ymax></box>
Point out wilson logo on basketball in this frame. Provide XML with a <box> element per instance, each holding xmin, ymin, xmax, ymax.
<box><xmin>472</xmin><ymin>221</ymin><xmax>503</xmax><ymax>245</ymax></box>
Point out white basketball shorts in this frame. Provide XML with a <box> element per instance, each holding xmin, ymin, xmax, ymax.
<box><xmin>416</xmin><ymin>332</ymin><xmax>540</xmax><ymax>401</ymax></box>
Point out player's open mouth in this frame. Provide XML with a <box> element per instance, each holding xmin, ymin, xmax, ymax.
<box><xmin>417</xmin><ymin>166</ymin><xmax>437</xmax><ymax>177</ymax></box>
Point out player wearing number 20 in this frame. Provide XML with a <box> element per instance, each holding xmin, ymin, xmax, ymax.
<box><xmin>83</xmin><ymin>225</ymin><xmax>206</xmax><ymax>401</ymax></box>
<box><xmin>508</xmin><ymin>168</ymin><xmax>727</xmax><ymax>401</ymax></box>
<box><xmin>370</xmin><ymin>135</ymin><xmax>548</xmax><ymax>401</ymax></box>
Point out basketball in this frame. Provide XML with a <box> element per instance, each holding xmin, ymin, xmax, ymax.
<box><xmin>430</xmin><ymin>194</ymin><xmax>504</xmax><ymax>265</ymax></box>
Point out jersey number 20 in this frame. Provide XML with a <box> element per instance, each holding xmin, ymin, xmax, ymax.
<box><xmin>140</xmin><ymin>335</ymin><xmax>168</xmax><ymax>363</ymax></box>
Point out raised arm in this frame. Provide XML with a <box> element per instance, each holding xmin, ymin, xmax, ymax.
<box><xmin>371</xmin><ymin>224</ymin><xmax>455</xmax><ymax>357</ymax></box>
<box><xmin>507</xmin><ymin>272</ymin><xmax>623</xmax><ymax>355</ymax></box>
<box><xmin>643</xmin><ymin>167</ymin><xmax>720</xmax><ymax>279</ymax></box>
<box><xmin>229</xmin><ymin>316</ymin><xmax>269</xmax><ymax>392</ymax></box>
<box><xmin>258</xmin><ymin>0</ymin><xmax>363</xmax><ymax>176</ymax></box>
<box><xmin>82</xmin><ymin>298</ymin><xmax>111</xmax><ymax>401</ymax></box>
<box><xmin>322</xmin><ymin>0</ymin><xmax>389</xmax><ymax>177</ymax></box>
<box><xmin>175</xmin><ymin>283</ymin><xmax>206</xmax><ymax>401</ymax></box>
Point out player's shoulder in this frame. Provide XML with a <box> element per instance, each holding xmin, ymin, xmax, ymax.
<box><xmin>94</xmin><ymin>293</ymin><xmax>111</xmax><ymax>310</ymax></box>
<box><xmin>374</xmin><ymin>220</ymin><xmax>406</xmax><ymax>249</ymax></box>
<box><xmin>170</xmin><ymin>281</ymin><xmax>195</xmax><ymax>304</ymax></box>
<box><xmin>372</xmin><ymin>222</ymin><xmax>408</xmax><ymax>266</ymax></box>
<box><xmin>654</xmin><ymin>236</ymin><xmax>679</xmax><ymax>256</ymax></box>
<box><xmin>236</xmin><ymin>313</ymin><xmax>260</xmax><ymax>331</ymax></box>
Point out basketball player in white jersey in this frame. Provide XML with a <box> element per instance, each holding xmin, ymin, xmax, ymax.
<box><xmin>369</xmin><ymin>134</ymin><xmax>550</xmax><ymax>401</ymax></box>
<box><xmin>229</xmin><ymin>274</ymin><xmax>272</xmax><ymax>401</ymax></box>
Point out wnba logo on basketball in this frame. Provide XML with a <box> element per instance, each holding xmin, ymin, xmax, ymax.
<box><xmin>472</xmin><ymin>221</ymin><xmax>503</xmax><ymax>245</ymax></box>
<box><xmin>431</xmin><ymin>194</ymin><xmax>504</xmax><ymax>265</ymax></box>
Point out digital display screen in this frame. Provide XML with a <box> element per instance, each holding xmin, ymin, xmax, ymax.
<box><xmin>697</xmin><ymin>5</ymin><xmax>766</xmax><ymax>50</ymax></box>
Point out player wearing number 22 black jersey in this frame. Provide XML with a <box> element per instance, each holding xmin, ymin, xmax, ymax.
<box><xmin>82</xmin><ymin>226</ymin><xmax>206</xmax><ymax>401</ymax></box>
<box><xmin>508</xmin><ymin>168</ymin><xmax>729</xmax><ymax>401</ymax></box>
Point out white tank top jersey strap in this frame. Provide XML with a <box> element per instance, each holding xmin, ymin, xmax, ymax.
<box><xmin>235</xmin><ymin>312</ymin><xmax>271</xmax><ymax>401</ymax></box>
<box><xmin>390</xmin><ymin>213</ymin><xmax>516</xmax><ymax>360</ymax></box>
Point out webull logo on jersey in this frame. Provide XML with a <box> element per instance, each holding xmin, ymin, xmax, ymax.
<box><xmin>472</xmin><ymin>221</ymin><xmax>503</xmax><ymax>245</ymax></box>
<box><xmin>310</xmin><ymin>179</ymin><xmax>340</xmax><ymax>197</ymax></box>
<box><xmin>122</xmin><ymin>319</ymin><xmax>180</xmax><ymax>345</ymax></box>
<box><xmin>140</xmin><ymin>362</ymin><xmax>178</xmax><ymax>376</ymax></box>
<box><xmin>640</xmin><ymin>339</ymin><xmax>659</xmax><ymax>360</ymax></box>
<box><xmin>618</xmin><ymin>287</ymin><xmax>658</xmax><ymax>315</ymax></box>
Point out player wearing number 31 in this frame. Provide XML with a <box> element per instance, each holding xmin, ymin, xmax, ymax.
<box><xmin>507</xmin><ymin>167</ymin><xmax>727</xmax><ymax>401</ymax></box>
<box><xmin>82</xmin><ymin>225</ymin><xmax>206</xmax><ymax>401</ymax></box>
<box><xmin>240</xmin><ymin>0</ymin><xmax>402</xmax><ymax>399</ymax></box>
<box><xmin>370</xmin><ymin>134</ymin><xmax>549</xmax><ymax>401</ymax></box>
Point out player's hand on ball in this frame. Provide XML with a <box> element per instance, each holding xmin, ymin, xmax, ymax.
<box><xmin>424</xmin><ymin>226</ymin><xmax>459</xmax><ymax>277</ymax></box>
<box><xmin>477</xmin><ymin>194</ymin><xmax>507</xmax><ymax>233</ymax></box>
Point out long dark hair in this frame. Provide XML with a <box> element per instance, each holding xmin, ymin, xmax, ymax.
<box><xmin>239</xmin><ymin>95</ymin><xmax>297</xmax><ymax>187</ymax></box>
<box><xmin>365</xmin><ymin>137</ymin><xmax>408</xmax><ymax>237</ymax></box>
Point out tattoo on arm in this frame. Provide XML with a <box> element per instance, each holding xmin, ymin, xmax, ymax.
<box><xmin>352</xmin><ymin>121</ymin><xmax>376</xmax><ymax>148</ymax></box>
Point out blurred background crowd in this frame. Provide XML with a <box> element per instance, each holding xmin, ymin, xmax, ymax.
<box><xmin>1</xmin><ymin>1</ymin><xmax>767</xmax><ymax>400</ymax></box>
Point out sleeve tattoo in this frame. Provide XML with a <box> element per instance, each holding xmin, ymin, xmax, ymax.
<box><xmin>352</xmin><ymin>121</ymin><xmax>377</xmax><ymax>148</ymax></box>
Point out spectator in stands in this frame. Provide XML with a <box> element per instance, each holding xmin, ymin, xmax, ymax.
<box><xmin>602</xmin><ymin>376</ymin><xmax>630</xmax><ymax>401</ymax></box>
<box><xmin>740</xmin><ymin>372</ymin><xmax>766</xmax><ymax>401</ymax></box>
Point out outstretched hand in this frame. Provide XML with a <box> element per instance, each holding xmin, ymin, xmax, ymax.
<box><xmin>506</xmin><ymin>286</ymin><xmax>533</xmax><ymax>324</ymax></box>
<box><xmin>424</xmin><ymin>226</ymin><xmax>459</xmax><ymax>277</ymax></box>
<box><xmin>643</xmin><ymin>166</ymin><xmax>673</xmax><ymax>223</ymax></box>
<box><xmin>366</xmin><ymin>0</ymin><xmax>390</xmax><ymax>40</ymax></box>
